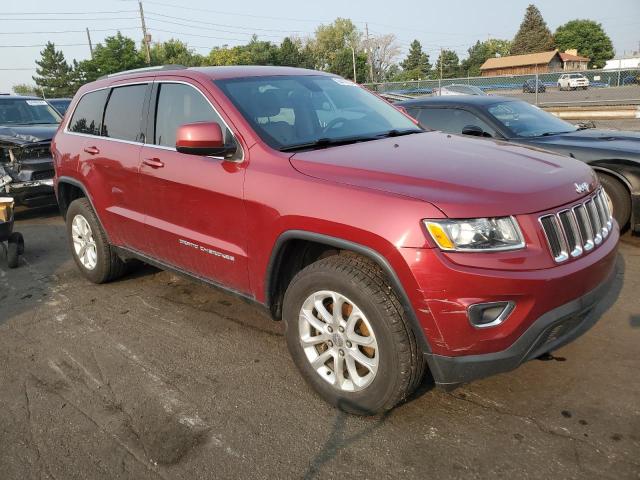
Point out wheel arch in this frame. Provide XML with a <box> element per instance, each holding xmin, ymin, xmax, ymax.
<box><xmin>56</xmin><ymin>176</ymin><xmax>111</xmax><ymax>242</ymax></box>
<box><xmin>265</xmin><ymin>230</ymin><xmax>433</xmax><ymax>354</ymax></box>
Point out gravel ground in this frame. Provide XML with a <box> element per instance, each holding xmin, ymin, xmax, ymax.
<box><xmin>0</xmin><ymin>209</ymin><xmax>639</xmax><ymax>480</ymax></box>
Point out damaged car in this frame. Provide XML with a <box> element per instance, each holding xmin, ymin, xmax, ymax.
<box><xmin>0</xmin><ymin>96</ymin><xmax>60</xmax><ymax>207</ymax></box>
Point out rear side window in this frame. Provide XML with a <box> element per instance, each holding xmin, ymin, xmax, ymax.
<box><xmin>102</xmin><ymin>84</ymin><xmax>148</xmax><ymax>142</ymax></box>
<box><xmin>154</xmin><ymin>82</ymin><xmax>233</xmax><ymax>149</ymax></box>
<box><xmin>68</xmin><ymin>89</ymin><xmax>108</xmax><ymax>136</ymax></box>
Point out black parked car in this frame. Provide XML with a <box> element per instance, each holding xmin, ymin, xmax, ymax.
<box><xmin>398</xmin><ymin>95</ymin><xmax>640</xmax><ymax>233</ymax></box>
<box><xmin>523</xmin><ymin>78</ymin><xmax>546</xmax><ymax>93</ymax></box>
<box><xmin>47</xmin><ymin>98</ymin><xmax>72</xmax><ymax>116</ymax></box>
<box><xmin>0</xmin><ymin>96</ymin><xmax>60</xmax><ymax>207</ymax></box>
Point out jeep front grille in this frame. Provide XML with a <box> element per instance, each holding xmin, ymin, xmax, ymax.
<box><xmin>539</xmin><ymin>189</ymin><xmax>613</xmax><ymax>263</ymax></box>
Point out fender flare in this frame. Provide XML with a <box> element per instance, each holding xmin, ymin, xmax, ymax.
<box><xmin>56</xmin><ymin>176</ymin><xmax>111</xmax><ymax>242</ymax></box>
<box><xmin>266</xmin><ymin>230</ymin><xmax>433</xmax><ymax>354</ymax></box>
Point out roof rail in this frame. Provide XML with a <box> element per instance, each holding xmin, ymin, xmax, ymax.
<box><xmin>97</xmin><ymin>64</ymin><xmax>187</xmax><ymax>80</ymax></box>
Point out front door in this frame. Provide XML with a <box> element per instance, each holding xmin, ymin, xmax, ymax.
<box><xmin>138</xmin><ymin>80</ymin><xmax>250</xmax><ymax>294</ymax></box>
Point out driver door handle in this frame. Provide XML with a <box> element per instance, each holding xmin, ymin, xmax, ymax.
<box><xmin>143</xmin><ymin>157</ymin><xmax>165</xmax><ymax>169</ymax></box>
<box><xmin>83</xmin><ymin>146</ymin><xmax>100</xmax><ymax>155</ymax></box>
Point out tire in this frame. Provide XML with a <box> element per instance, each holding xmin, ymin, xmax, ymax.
<box><xmin>7</xmin><ymin>232</ymin><xmax>22</xmax><ymax>269</ymax></box>
<box><xmin>66</xmin><ymin>198</ymin><xmax>126</xmax><ymax>283</ymax></box>
<box><xmin>283</xmin><ymin>252</ymin><xmax>425</xmax><ymax>415</ymax></box>
<box><xmin>598</xmin><ymin>173</ymin><xmax>631</xmax><ymax>231</ymax></box>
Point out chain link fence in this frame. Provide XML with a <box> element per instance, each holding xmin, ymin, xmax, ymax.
<box><xmin>365</xmin><ymin>68</ymin><xmax>640</xmax><ymax>106</ymax></box>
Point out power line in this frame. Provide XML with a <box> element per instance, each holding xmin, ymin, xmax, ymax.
<box><xmin>0</xmin><ymin>43</ymin><xmax>87</xmax><ymax>48</ymax></box>
<box><xmin>150</xmin><ymin>28</ymin><xmax>257</xmax><ymax>43</ymax></box>
<box><xmin>0</xmin><ymin>10</ymin><xmax>139</xmax><ymax>15</ymax></box>
<box><xmin>145</xmin><ymin>16</ymin><xmax>291</xmax><ymax>39</ymax></box>
<box><xmin>0</xmin><ymin>27</ymin><xmax>140</xmax><ymax>35</ymax></box>
<box><xmin>0</xmin><ymin>16</ymin><xmax>138</xmax><ymax>21</ymax></box>
<box><xmin>145</xmin><ymin>10</ymin><xmax>309</xmax><ymax>33</ymax></box>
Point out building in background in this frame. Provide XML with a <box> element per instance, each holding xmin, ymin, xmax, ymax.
<box><xmin>604</xmin><ymin>53</ymin><xmax>640</xmax><ymax>70</ymax></box>
<box><xmin>480</xmin><ymin>50</ymin><xmax>590</xmax><ymax>76</ymax></box>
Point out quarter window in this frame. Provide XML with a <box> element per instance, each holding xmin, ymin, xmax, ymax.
<box><xmin>102</xmin><ymin>84</ymin><xmax>148</xmax><ymax>142</ymax></box>
<box><xmin>68</xmin><ymin>89</ymin><xmax>109</xmax><ymax>136</ymax></box>
<box><xmin>154</xmin><ymin>83</ymin><xmax>235</xmax><ymax>151</ymax></box>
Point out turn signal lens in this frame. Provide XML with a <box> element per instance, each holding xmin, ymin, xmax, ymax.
<box><xmin>424</xmin><ymin>217</ymin><xmax>525</xmax><ymax>252</ymax></box>
<box><xmin>425</xmin><ymin>222</ymin><xmax>455</xmax><ymax>249</ymax></box>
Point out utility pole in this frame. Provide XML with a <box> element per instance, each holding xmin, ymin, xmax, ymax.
<box><xmin>351</xmin><ymin>46</ymin><xmax>357</xmax><ymax>83</ymax></box>
<box><xmin>439</xmin><ymin>47</ymin><xmax>443</xmax><ymax>96</ymax></box>
<box><xmin>365</xmin><ymin>23</ymin><xmax>374</xmax><ymax>83</ymax></box>
<box><xmin>86</xmin><ymin>27</ymin><xmax>94</xmax><ymax>59</ymax></box>
<box><xmin>138</xmin><ymin>0</ymin><xmax>151</xmax><ymax>64</ymax></box>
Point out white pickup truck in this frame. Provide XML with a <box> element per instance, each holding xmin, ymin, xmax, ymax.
<box><xmin>557</xmin><ymin>73</ymin><xmax>590</xmax><ymax>91</ymax></box>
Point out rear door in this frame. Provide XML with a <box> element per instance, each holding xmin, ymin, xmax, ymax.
<box><xmin>138</xmin><ymin>80</ymin><xmax>250</xmax><ymax>293</ymax></box>
<box><xmin>87</xmin><ymin>82</ymin><xmax>150</xmax><ymax>249</ymax></box>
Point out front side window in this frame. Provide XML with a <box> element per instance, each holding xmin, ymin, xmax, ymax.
<box><xmin>102</xmin><ymin>84</ymin><xmax>148</xmax><ymax>142</ymax></box>
<box><xmin>487</xmin><ymin>100</ymin><xmax>577</xmax><ymax>138</ymax></box>
<box><xmin>68</xmin><ymin>89</ymin><xmax>109</xmax><ymax>136</ymax></box>
<box><xmin>154</xmin><ymin>82</ymin><xmax>236</xmax><ymax>155</ymax></box>
<box><xmin>0</xmin><ymin>98</ymin><xmax>61</xmax><ymax>126</ymax></box>
<box><xmin>414</xmin><ymin>108</ymin><xmax>496</xmax><ymax>136</ymax></box>
<box><xmin>215</xmin><ymin>75</ymin><xmax>422</xmax><ymax>151</ymax></box>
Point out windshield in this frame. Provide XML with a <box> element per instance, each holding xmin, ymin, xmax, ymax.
<box><xmin>49</xmin><ymin>99</ymin><xmax>71</xmax><ymax>115</ymax></box>
<box><xmin>447</xmin><ymin>85</ymin><xmax>486</xmax><ymax>95</ymax></box>
<box><xmin>0</xmin><ymin>98</ymin><xmax>61</xmax><ymax>125</ymax></box>
<box><xmin>487</xmin><ymin>100</ymin><xmax>577</xmax><ymax>138</ymax></box>
<box><xmin>215</xmin><ymin>75</ymin><xmax>422</xmax><ymax>151</ymax></box>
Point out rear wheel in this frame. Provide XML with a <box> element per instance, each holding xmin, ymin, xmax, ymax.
<box><xmin>283</xmin><ymin>253</ymin><xmax>425</xmax><ymax>415</ymax></box>
<box><xmin>66</xmin><ymin>198</ymin><xmax>126</xmax><ymax>283</ymax></box>
<box><xmin>7</xmin><ymin>232</ymin><xmax>22</xmax><ymax>268</ymax></box>
<box><xmin>598</xmin><ymin>173</ymin><xmax>631</xmax><ymax>231</ymax></box>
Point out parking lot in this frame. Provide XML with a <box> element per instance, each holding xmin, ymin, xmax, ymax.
<box><xmin>501</xmin><ymin>85</ymin><xmax>640</xmax><ymax>106</ymax></box>
<box><xmin>0</xmin><ymin>208</ymin><xmax>638</xmax><ymax>480</ymax></box>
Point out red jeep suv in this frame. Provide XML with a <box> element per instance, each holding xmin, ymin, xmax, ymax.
<box><xmin>52</xmin><ymin>66</ymin><xmax>618</xmax><ymax>415</ymax></box>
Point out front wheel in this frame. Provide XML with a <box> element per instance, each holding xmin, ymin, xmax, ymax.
<box><xmin>283</xmin><ymin>253</ymin><xmax>425</xmax><ymax>415</ymax></box>
<box><xmin>598</xmin><ymin>173</ymin><xmax>631</xmax><ymax>231</ymax></box>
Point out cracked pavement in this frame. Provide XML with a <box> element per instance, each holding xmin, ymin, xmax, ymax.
<box><xmin>0</xmin><ymin>209</ymin><xmax>639</xmax><ymax>479</ymax></box>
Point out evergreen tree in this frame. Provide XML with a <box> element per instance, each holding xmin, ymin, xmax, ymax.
<box><xmin>511</xmin><ymin>4</ymin><xmax>555</xmax><ymax>55</ymax></box>
<box><xmin>400</xmin><ymin>40</ymin><xmax>431</xmax><ymax>79</ymax></box>
<box><xmin>32</xmin><ymin>42</ymin><xmax>74</xmax><ymax>97</ymax></box>
<box><xmin>433</xmin><ymin>49</ymin><xmax>460</xmax><ymax>79</ymax></box>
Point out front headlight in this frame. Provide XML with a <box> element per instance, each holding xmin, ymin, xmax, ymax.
<box><xmin>424</xmin><ymin>217</ymin><xmax>525</xmax><ymax>252</ymax></box>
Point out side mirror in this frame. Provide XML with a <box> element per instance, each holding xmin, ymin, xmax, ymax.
<box><xmin>175</xmin><ymin>122</ymin><xmax>236</xmax><ymax>157</ymax></box>
<box><xmin>462</xmin><ymin>125</ymin><xmax>489</xmax><ymax>137</ymax></box>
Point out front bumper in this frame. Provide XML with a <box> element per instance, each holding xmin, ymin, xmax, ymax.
<box><xmin>4</xmin><ymin>179</ymin><xmax>56</xmax><ymax>208</ymax></box>
<box><xmin>426</xmin><ymin>265</ymin><xmax>616</xmax><ymax>387</ymax></box>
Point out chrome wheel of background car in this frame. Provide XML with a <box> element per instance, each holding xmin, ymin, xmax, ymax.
<box><xmin>71</xmin><ymin>214</ymin><xmax>98</xmax><ymax>270</ymax></box>
<box><xmin>299</xmin><ymin>290</ymin><xmax>379</xmax><ymax>392</ymax></box>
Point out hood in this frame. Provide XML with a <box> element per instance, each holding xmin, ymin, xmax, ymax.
<box><xmin>289</xmin><ymin>132</ymin><xmax>598</xmax><ymax>218</ymax></box>
<box><xmin>524</xmin><ymin>129</ymin><xmax>640</xmax><ymax>161</ymax></box>
<box><xmin>0</xmin><ymin>124</ymin><xmax>58</xmax><ymax>145</ymax></box>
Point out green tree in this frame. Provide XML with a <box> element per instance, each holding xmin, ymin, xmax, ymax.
<box><xmin>149</xmin><ymin>39</ymin><xmax>204</xmax><ymax>67</ymax></box>
<box><xmin>511</xmin><ymin>4</ymin><xmax>555</xmax><ymax>55</ymax></box>
<box><xmin>433</xmin><ymin>49</ymin><xmax>460</xmax><ymax>79</ymax></box>
<box><xmin>331</xmin><ymin>48</ymin><xmax>368</xmax><ymax>81</ymax></box>
<box><xmin>12</xmin><ymin>83</ymin><xmax>41</xmax><ymax>96</ymax></box>
<box><xmin>399</xmin><ymin>40</ymin><xmax>431</xmax><ymax>79</ymax></box>
<box><xmin>461</xmin><ymin>39</ymin><xmax>511</xmax><ymax>76</ymax></box>
<box><xmin>32</xmin><ymin>42</ymin><xmax>74</xmax><ymax>97</ymax></box>
<box><xmin>70</xmin><ymin>59</ymin><xmax>101</xmax><ymax>90</ymax></box>
<box><xmin>276</xmin><ymin>37</ymin><xmax>314</xmax><ymax>68</ymax></box>
<box><xmin>92</xmin><ymin>32</ymin><xmax>144</xmax><ymax>75</ymax></box>
<box><xmin>311</xmin><ymin>18</ymin><xmax>360</xmax><ymax>71</ymax></box>
<box><xmin>554</xmin><ymin>20</ymin><xmax>614</xmax><ymax>68</ymax></box>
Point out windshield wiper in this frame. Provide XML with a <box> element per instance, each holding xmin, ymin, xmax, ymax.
<box><xmin>279</xmin><ymin>135</ymin><xmax>379</xmax><ymax>152</ymax></box>
<box><xmin>376</xmin><ymin>128</ymin><xmax>422</xmax><ymax>138</ymax></box>
<box><xmin>539</xmin><ymin>130</ymin><xmax>574</xmax><ymax>137</ymax></box>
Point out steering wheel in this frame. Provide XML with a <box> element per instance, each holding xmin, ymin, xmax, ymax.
<box><xmin>323</xmin><ymin>117</ymin><xmax>348</xmax><ymax>133</ymax></box>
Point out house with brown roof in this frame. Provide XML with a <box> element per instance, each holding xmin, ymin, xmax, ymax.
<box><xmin>480</xmin><ymin>50</ymin><xmax>590</xmax><ymax>76</ymax></box>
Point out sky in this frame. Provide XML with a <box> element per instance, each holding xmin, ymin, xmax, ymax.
<box><xmin>2</xmin><ymin>0</ymin><xmax>639</xmax><ymax>92</ymax></box>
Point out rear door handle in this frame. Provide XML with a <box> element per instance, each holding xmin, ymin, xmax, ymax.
<box><xmin>143</xmin><ymin>158</ymin><xmax>165</xmax><ymax>169</ymax></box>
<box><xmin>83</xmin><ymin>146</ymin><xmax>100</xmax><ymax>155</ymax></box>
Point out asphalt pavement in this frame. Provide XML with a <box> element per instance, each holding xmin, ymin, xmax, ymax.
<box><xmin>0</xmin><ymin>208</ymin><xmax>639</xmax><ymax>480</ymax></box>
